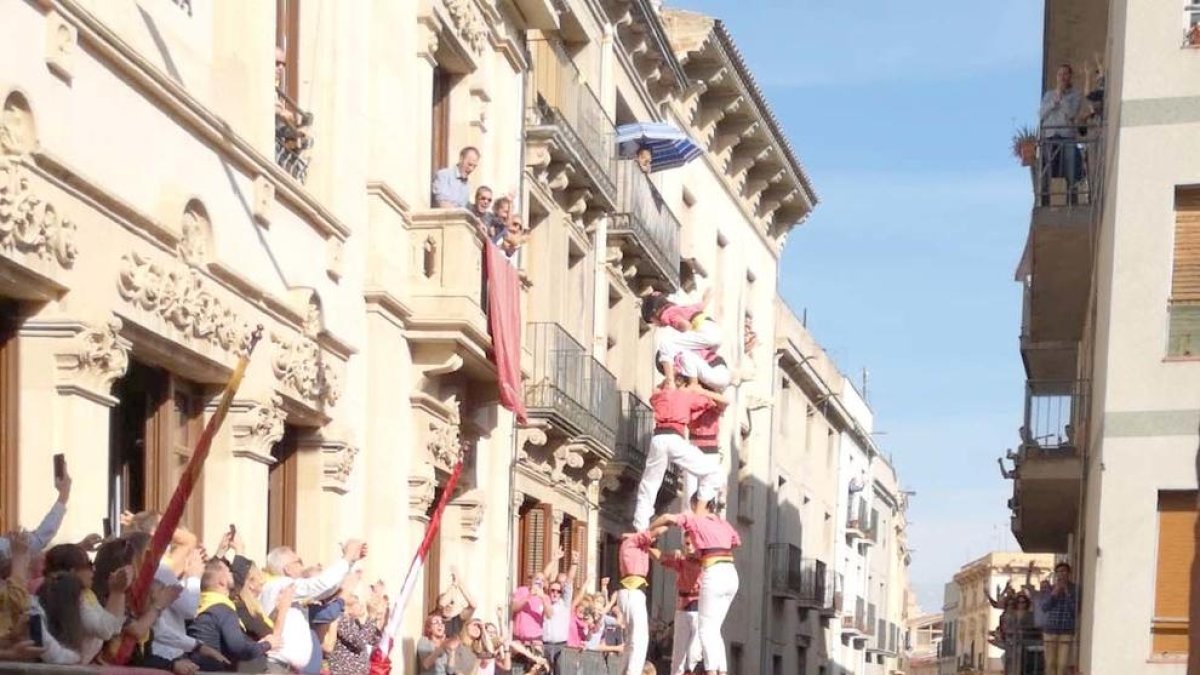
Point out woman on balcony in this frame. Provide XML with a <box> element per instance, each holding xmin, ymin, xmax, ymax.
<box><xmin>648</xmin><ymin>489</ymin><xmax>740</xmax><ymax>675</ymax></box>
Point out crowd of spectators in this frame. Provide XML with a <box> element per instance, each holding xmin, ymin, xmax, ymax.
<box><xmin>987</xmin><ymin>561</ymin><xmax>1077</xmax><ymax>675</ymax></box>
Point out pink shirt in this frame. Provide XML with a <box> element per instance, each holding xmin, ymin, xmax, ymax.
<box><xmin>568</xmin><ymin>613</ymin><xmax>588</xmax><ymax>648</ymax></box>
<box><xmin>650</xmin><ymin>389</ymin><xmax>716</xmax><ymax>435</ymax></box>
<box><xmin>510</xmin><ymin>586</ymin><xmax>545</xmax><ymax>641</ymax></box>
<box><xmin>679</xmin><ymin>513</ymin><xmax>741</xmax><ymax>552</ymax></box>
<box><xmin>619</xmin><ymin>530</ymin><xmax>655</xmax><ymax>578</ymax></box>
<box><xmin>660</xmin><ymin>303</ymin><xmax>704</xmax><ymax>329</ymax></box>
<box><xmin>661</xmin><ymin>555</ymin><xmax>703</xmax><ymax>597</ymax></box>
<box><xmin>688</xmin><ymin>405</ymin><xmax>721</xmax><ymax>450</ymax></box>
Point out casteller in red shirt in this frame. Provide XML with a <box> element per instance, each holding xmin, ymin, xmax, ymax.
<box><xmin>650</xmin><ymin>387</ymin><xmax>718</xmax><ymax>435</ymax></box>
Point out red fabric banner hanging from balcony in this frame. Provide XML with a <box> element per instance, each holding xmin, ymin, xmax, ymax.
<box><xmin>484</xmin><ymin>241</ymin><xmax>528</xmax><ymax>423</ymax></box>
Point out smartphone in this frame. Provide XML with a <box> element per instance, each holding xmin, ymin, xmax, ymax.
<box><xmin>103</xmin><ymin>517</ymin><xmax>113</xmax><ymax>539</ymax></box>
<box><xmin>229</xmin><ymin>523</ymin><xmax>237</xmax><ymax>537</ymax></box>
<box><xmin>27</xmin><ymin>613</ymin><xmax>43</xmax><ymax>647</ymax></box>
<box><xmin>52</xmin><ymin>454</ymin><xmax>66</xmax><ymax>482</ymax></box>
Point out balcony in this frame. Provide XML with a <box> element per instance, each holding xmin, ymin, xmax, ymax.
<box><xmin>526</xmin><ymin>322</ymin><xmax>620</xmax><ymax>453</ymax></box>
<box><xmin>1019</xmin><ymin>125</ymin><xmax>1104</xmax><ymax>380</ymax></box>
<box><xmin>274</xmin><ymin>90</ymin><xmax>313</xmax><ymax>183</ymax></box>
<box><xmin>403</xmin><ymin>209</ymin><xmax>494</xmax><ymax>375</ymax></box>
<box><xmin>842</xmin><ymin>597</ymin><xmax>869</xmax><ymax>642</ymax></box>
<box><xmin>824</xmin><ymin>572</ymin><xmax>845</xmax><ymax>618</ymax></box>
<box><xmin>610</xmin><ymin>161</ymin><xmax>681</xmax><ymax>289</ymax></box>
<box><xmin>797</xmin><ymin>558</ymin><xmax>837</xmax><ymax>613</ymax></box>
<box><xmin>1008</xmin><ymin>379</ymin><xmax>1087</xmax><ymax>552</ymax></box>
<box><xmin>526</xmin><ymin>38</ymin><xmax>617</xmax><ymax>209</ymax></box>
<box><xmin>768</xmin><ymin>543</ymin><xmax>804</xmax><ymax>598</ymax></box>
<box><xmin>846</xmin><ymin>498</ymin><xmax>868</xmax><ymax>543</ymax></box>
<box><xmin>614</xmin><ymin>391</ymin><xmax>653</xmax><ymax>470</ymax></box>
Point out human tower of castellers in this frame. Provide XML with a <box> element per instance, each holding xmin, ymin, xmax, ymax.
<box><xmin>504</xmin><ymin>283</ymin><xmax>753</xmax><ymax>675</ymax></box>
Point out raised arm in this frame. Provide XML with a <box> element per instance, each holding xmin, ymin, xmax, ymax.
<box><xmin>541</xmin><ymin>546</ymin><xmax>565</xmax><ymax>583</ymax></box>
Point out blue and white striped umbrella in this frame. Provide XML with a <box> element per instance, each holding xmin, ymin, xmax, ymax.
<box><xmin>615</xmin><ymin>122</ymin><xmax>704</xmax><ymax>173</ymax></box>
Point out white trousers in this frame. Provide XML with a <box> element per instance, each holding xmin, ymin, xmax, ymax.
<box><xmin>698</xmin><ymin>563</ymin><xmax>739</xmax><ymax>673</ymax></box>
<box><xmin>633</xmin><ymin>434</ymin><xmax>723</xmax><ymax>530</ymax></box>
<box><xmin>677</xmin><ymin>351</ymin><xmax>732</xmax><ymax>391</ymax></box>
<box><xmin>617</xmin><ymin>588</ymin><xmax>648</xmax><ymax>675</ymax></box>
<box><xmin>670</xmin><ymin>609</ymin><xmax>701</xmax><ymax>675</ymax></box>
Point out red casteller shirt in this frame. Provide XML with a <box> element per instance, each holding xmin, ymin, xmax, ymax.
<box><xmin>650</xmin><ymin>388</ymin><xmax>717</xmax><ymax>434</ymax></box>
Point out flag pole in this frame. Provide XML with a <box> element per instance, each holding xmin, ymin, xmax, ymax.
<box><xmin>111</xmin><ymin>325</ymin><xmax>264</xmax><ymax>665</ymax></box>
<box><xmin>376</xmin><ymin>457</ymin><xmax>465</xmax><ymax>658</ymax></box>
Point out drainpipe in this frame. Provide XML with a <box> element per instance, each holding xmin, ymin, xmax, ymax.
<box><xmin>507</xmin><ymin>36</ymin><xmax>532</xmax><ymax>605</ymax></box>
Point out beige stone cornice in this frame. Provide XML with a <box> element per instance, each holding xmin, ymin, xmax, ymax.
<box><xmin>40</xmin><ymin>0</ymin><xmax>352</xmax><ymax>243</ymax></box>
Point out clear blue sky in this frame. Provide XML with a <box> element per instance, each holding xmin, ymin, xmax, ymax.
<box><xmin>669</xmin><ymin>0</ymin><xmax>1043</xmax><ymax>611</ymax></box>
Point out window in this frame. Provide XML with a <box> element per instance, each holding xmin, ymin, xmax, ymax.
<box><xmin>559</xmin><ymin>515</ymin><xmax>587</xmax><ymax>590</ymax></box>
<box><xmin>431</xmin><ymin>67</ymin><xmax>453</xmax><ymax>176</ymax></box>
<box><xmin>1152</xmin><ymin>490</ymin><xmax>1197</xmax><ymax>655</ymax></box>
<box><xmin>275</xmin><ymin>0</ymin><xmax>301</xmax><ymax>99</ymax></box>
<box><xmin>423</xmin><ymin>486</ymin><xmax>444</xmax><ymax>614</ymax></box>
<box><xmin>268</xmin><ymin>425</ymin><xmax>300</xmax><ymax>551</ymax></box>
<box><xmin>1187</xmin><ymin>2</ymin><xmax>1200</xmax><ymax>47</ymax></box>
<box><xmin>0</xmin><ymin>302</ymin><xmax>18</xmax><ymax>532</ymax></box>
<box><xmin>519</xmin><ymin>501</ymin><xmax>554</xmax><ymax>585</ymax></box>
<box><xmin>771</xmin><ymin>654</ymin><xmax>782</xmax><ymax>675</ymax></box>
<box><xmin>109</xmin><ymin>363</ymin><xmax>205</xmax><ymax>535</ymax></box>
<box><xmin>1169</xmin><ymin>188</ymin><xmax>1200</xmax><ymax>356</ymax></box>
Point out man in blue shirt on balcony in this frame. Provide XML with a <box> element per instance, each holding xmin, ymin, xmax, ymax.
<box><xmin>1038</xmin><ymin>562</ymin><xmax>1077</xmax><ymax>675</ymax></box>
<box><xmin>432</xmin><ymin>146</ymin><xmax>480</xmax><ymax>209</ymax></box>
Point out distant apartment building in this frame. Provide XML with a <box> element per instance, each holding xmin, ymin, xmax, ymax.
<box><xmin>949</xmin><ymin>553</ymin><xmax>1054</xmax><ymax>675</ymax></box>
<box><xmin>775</xmin><ymin>304</ymin><xmax>913</xmax><ymax>675</ymax></box>
<box><xmin>906</xmin><ymin>612</ymin><xmax>944</xmax><ymax>675</ymax></box>
<box><xmin>1001</xmin><ymin>0</ymin><xmax>1200</xmax><ymax>672</ymax></box>
<box><xmin>938</xmin><ymin>582</ymin><xmax>961</xmax><ymax>675</ymax></box>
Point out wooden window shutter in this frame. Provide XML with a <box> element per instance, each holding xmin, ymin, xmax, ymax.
<box><xmin>520</xmin><ymin>503</ymin><xmax>553</xmax><ymax>584</ymax></box>
<box><xmin>1172</xmin><ymin>188</ymin><xmax>1200</xmax><ymax>302</ymax></box>
<box><xmin>275</xmin><ymin>0</ymin><xmax>301</xmax><ymax>99</ymax></box>
<box><xmin>571</xmin><ymin>520</ymin><xmax>588</xmax><ymax>590</ymax></box>
<box><xmin>1152</xmin><ymin>490</ymin><xmax>1197</xmax><ymax>655</ymax></box>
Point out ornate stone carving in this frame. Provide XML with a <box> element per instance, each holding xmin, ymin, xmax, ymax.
<box><xmin>270</xmin><ymin>332</ymin><xmax>341</xmax><ymax>407</ymax></box>
<box><xmin>456</xmin><ymin>494</ymin><xmax>485</xmax><ymax>541</ymax></box>
<box><xmin>515</xmin><ymin>426</ymin><xmax>547</xmax><ymax>463</ymax></box>
<box><xmin>252</xmin><ymin>175</ymin><xmax>274</xmax><ymax>225</ymax></box>
<box><xmin>586</xmin><ymin>466</ymin><xmax>604</xmax><ymax>483</ymax></box>
<box><xmin>444</xmin><ymin>0</ymin><xmax>487</xmax><ymax>55</ymax></box>
<box><xmin>117</xmin><ymin>251</ymin><xmax>251</xmax><ymax>354</ymax></box>
<box><xmin>551</xmin><ymin>443</ymin><xmax>586</xmax><ymax>485</ymax></box>
<box><xmin>55</xmin><ymin>317</ymin><xmax>131</xmax><ymax>395</ymax></box>
<box><xmin>303</xmin><ymin>294</ymin><xmax>323</xmax><ymax>338</ymax></box>
<box><xmin>326</xmin><ymin>237</ymin><xmax>344</xmax><ymax>281</ymax></box>
<box><xmin>409</xmin><ymin>474</ymin><xmax>437</xmax><ymax>520</ymax></box>
<box><xmin>416</xmin><ymin>15</ymin><xmax>441</xmax><ymax>65</ymax></box>
<box><xmin>0</xmin><ymin>94</ymin><xmax>37</xmax><ymax>156</ymax></box>
<box><xmin>428</xmin><ymin>403</ymin><xmax>463</xmax><ymax>468</ymax></box>
<box><xmin>232</xmin><ymin>393</ymin><xmax>286</xmax><ymax>463</ymax></box>
<box><xmin>0</xmin><ymin>158</ymin><xmax>77</xmax><ymax>268</ymax></box>
<box><xmin>178</xmin><ymin>203</ymin><xmax>210</xmax><ymax>266</ymax></box>
<box><xmin>599</xmin><ymin>472</ymin><xmax>622</xmax><ymax>494</ymax></box>
<box><xmin>45</xmin><ymin>11</ymin><xmax>77</xmax><ymax>82</ymax></box>
<box><xmin>322</xmin><ymin>441</ymin><xmax>359</xmax><ymax>494</ymax></box>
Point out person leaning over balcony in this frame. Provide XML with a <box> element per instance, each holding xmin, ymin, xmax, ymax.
<box><xmin>471</xmin><ymin>187</ymin><xmax>494</xmax><ymax>232</ymax></box>
<box><xmin>636</xmin><ymin>146</ymin><xmax>653</xmax><ymax>175</ymax></box>
<box><xmin>649</xmin><ymin>490</ymin><xmax>741</xmax><ymax>675</ymax></box>
<box><xmin>1039</xmin><ymin>562</ymin><xmax>1077</xmax><ymax>675</ymax></box>
<box><xmin>433</xmin><ymin>146</ymin><xmax>481</xmax><ymax>209</ymax></box>
<box><xmin>488</xmin><ymin>196</ymin><xmax>514</xmax><ymax>244</ymax></box>
<box><xmin>1038</xmin><ymin>64</ymin><xmax>1082</xmax><ymax>205</ymax></box>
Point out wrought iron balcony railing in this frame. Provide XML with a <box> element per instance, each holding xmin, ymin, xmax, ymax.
<box><xmin>525</xmin><ymin>322</ymin><xmax>620</xmax><ymax>451</ymax></box>
<box><xmin>768</xmin><ymin>543</ymin><xmax>803</xmax><ymax>598</ymax></box>
<box><xmin>275</xmin><ymin>89</ymin><xmax>313</xmax><ymax>183</ymax></box>
<box><xmin>1031</xmin><ymin>124</ymin><xmax>1104</xmax><ymax>222</ymax></box>
<box><xmin>615</xmin><ymin>391</ymin><xmax>653</xmax><ymax>468</ymax></box>
<box><xmin>611</xmin><ymin>160</ymin><xmax>681</xmax><ymax>288</ymax></box>
<box><xmin>797</xmin><ymin>558</ymin><xmax>836</xmax><ymax>611</ymax></box>
<box><xmin>527</xmin><ymin>39</ymin><xmax>617</xmax><ymax>205</ymax></box>
<box><xmin>1019</xmin><ymin>379</ymin><xmax>1089</xmax><ymax>458</ymax></box>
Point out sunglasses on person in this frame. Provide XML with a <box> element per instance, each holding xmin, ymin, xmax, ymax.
<box><xmin>549</xmin><ymin>585</ymin><xmax>563</xmax><ymax>595</ymax></box>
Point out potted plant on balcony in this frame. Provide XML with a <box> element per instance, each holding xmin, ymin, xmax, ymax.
<box><xmin>1011</xmin><ymin>124</ymin><xmax>1038</xmax><ymax>167</ymax></box>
